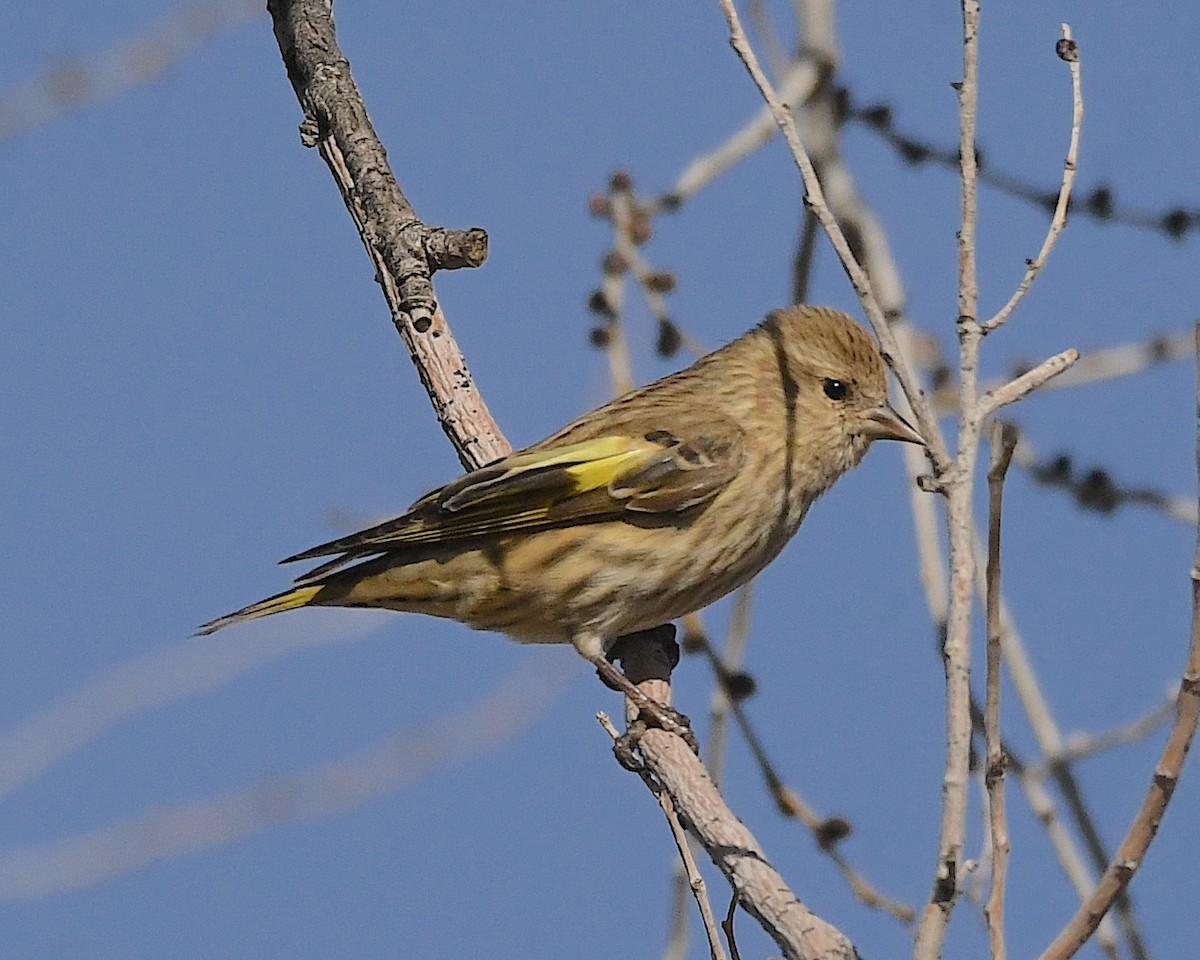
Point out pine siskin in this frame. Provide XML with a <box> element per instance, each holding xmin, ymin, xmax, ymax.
<box><xmin>198</xmin><ymin>306</ymin><xmax>922</xmax><ymax>675</ymax></box>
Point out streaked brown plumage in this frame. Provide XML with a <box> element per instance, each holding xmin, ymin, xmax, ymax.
<box><xmin>198</xmin><ymin>306</ymin><xmax>922</xmax><ymax>665</ymax></box>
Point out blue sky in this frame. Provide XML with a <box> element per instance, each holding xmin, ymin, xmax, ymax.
<box><xmin>2</xmin><ymin>2</ymin><xmax>1197</xmax><ymax>958</ymax></box>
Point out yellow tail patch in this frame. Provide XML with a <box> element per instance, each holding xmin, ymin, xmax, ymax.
<box><xmin>194</xmin><ymin>585</ymin><xmax>322</xmax><ymax>636</ymax></box>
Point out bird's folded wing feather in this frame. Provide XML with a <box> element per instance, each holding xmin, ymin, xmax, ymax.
<box><xmin>284</xmin><ymin>430</ymin><xmax>742</xmax><ymax>583</ymax></box>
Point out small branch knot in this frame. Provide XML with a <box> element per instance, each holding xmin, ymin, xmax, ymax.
<box><xmin>298</xmin><ymin>118</ymin><xmax>320</xmax><ymax>147</ymax></box>
<box><xmin>424</xmin><ymin>227</ymin><xmax>489</xmax><ymax>272</ymax></box>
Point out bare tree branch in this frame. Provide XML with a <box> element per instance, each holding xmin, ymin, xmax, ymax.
<box><xmin>0</xmin><ymin>0</ymin><xmax>262</xmax><ymax>146</ymax></box>
<box><xmin>0</xmin><ymin>614</ymin><xmax>384</xmax><ymax>802</ymax></box>
<box><xmin>1036</xmin><ymin>324</ymin><xmax>1200</xmax><ymax>960</ymax></box>
<box><xmin>268</xmin><ymin>0</ymin><xmax>504</xmax><ymax>470</ymax></box>
<box><xmin>0</xmin><ymin>660</ymin><xmax>573</xmax><ymax>900</ymax></box>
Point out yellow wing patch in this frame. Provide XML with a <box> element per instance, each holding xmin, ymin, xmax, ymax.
<box><xmin>285</xmin><ymin>430</ymin><xmax>741</xmax><ymax>585</ymax></box>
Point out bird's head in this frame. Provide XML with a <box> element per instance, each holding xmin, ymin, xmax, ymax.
<box><xmin>765</xmin><ymin>306</ymin><xmax>924</xmax><ymax>479</ymax></box>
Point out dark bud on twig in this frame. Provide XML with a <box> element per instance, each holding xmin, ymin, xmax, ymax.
<box><xmin>1162</xmin><ymin>209</ymin><xmax>1192</xmax><ymax>240</ymax></box>
<box><xmin>586</xmin><ymin>289</ymin><xmax>616</xmax><ymax>318</ymax></box>
<box><xmin>1041</xmin><ymin>454</ymin><xmax>1073</xmax><ymax>484</ymax></box>
<box><xmin>1149</xmin><ymin>336</ymin><xmax>1173</xmax><ymax>361</ymax></box>
<box><xmin>1086</xmin><ymin>186</ymin><xmax>1114</xmax><ymax>219</ymax></box>
<box><xmin>1078</xmin><ymin>469</ymin><xmax>1120</xmax><ymax>513</ymax></box>
<box><xmin>815</xmin><ymin>817</ymin><xmax>853</xmax><ymax>849</ymax></box>
<box><xmin>659</xmin><ymin>192</ymin><xmax>684</xmax><ymax>212</ymax></box>
<box><xmin>588</xmin><ymin>325</ymin><xmax>611</xmax><ymax>348</ymax></box>
<box><xmin>656</xmin><ymin>319</ymin><xmax>682</xmax><ymax>358</ymax></box>
<box><xmin>1056</xmin><ymin>37</ymin><xmax>1080</xmax><ymax>63</ymax></box>
<box><xmin>644</xmin><ymin>271</ymin><xmax>677</xmax><ymax>294</ymax></box>
<box><xmin>588</xmin><ymin>195</ymin><xmax>612</xmax><ymax>218</ymax></box>
<box><xmin>897</xmin><ymin>137</ymin><xmax>931</xmax><ymax>165</ymax></box>
<box><xmin>601</xmin><ymin>251</ymin><xmax>628</xmax><ymax>276</ymax></box>
<box><xmin>721</xmin><ymin>669</ymin><xmax>756</xmax><ymax>701</ymax></box>
<box><xmin>832</xmin><ymin>86</ymin><xmax>852</xmax><ymax>124</ymax></box>
<box><xmin>859</xmin><ymin>103</ymin><xmax>892</xmax><ymax>129</ymax></box>
<box><xmin>609</xmin><ymin>170</ymin><xmax>633</xmax><ymax>192</ymax></box>
<box><xmin>628</xmin><ymin>212</ymin><xmax>653</xmax><ymax>246</ymax></box>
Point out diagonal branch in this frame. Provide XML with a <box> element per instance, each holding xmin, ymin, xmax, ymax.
<box><xmin>1035</xmin><ymin>324</ymin><xmax>1200</xmax><ymax>960</ymax></box>
<box><xmin>268</xmin><ymin>0</ymin><xmax>506</xmax><ymax>470</ymax></box>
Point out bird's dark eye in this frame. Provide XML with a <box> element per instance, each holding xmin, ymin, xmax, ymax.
<box><xmin>823</xmin><ymin>378</ymin><xmax>848</xmax><ymax>401</ymax></box>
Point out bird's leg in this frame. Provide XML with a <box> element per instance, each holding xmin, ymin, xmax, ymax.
<box><xmin>580</xmin><ymin>626</ymin><xmax>698</xmax><ymax>753</ymax></box>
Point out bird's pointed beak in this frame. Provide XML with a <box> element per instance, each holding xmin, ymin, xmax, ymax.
<box><xmin>861</xmin><ymin>405</ymin><xmax>925</xmax><ymax>445</ymax></box>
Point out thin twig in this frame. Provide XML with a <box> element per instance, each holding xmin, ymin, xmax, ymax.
<box><xmin>977</xmin><ymin>348</ymin><xmax>1079</xmax><ymax>419</ymax></box>
<box><xmin>687</xmin><ymin>630</ymin><xmax>915</xmax><ymax>925</ymax></box>
<box><xmin>1014</xmin><ymin>772</ymin><xmax>1123</xmax><ymax>960</ymax></box>
<box><xmin>663</xmin><ymin>866</ymin><xmax>692</xmax><ymax>960</ymax></box>
<box><xmin>1048</xmin><ymin>696</ymin><xmax>1179</xmax><ymax>769</ymax></box>
<box><xmin>0</xmin><ymin>661</ymin><xmax>574</xmax><ymax>899</ymax></box>
<box><xmin>659</xmin><ymin>790</ymin><xmax>729</xmax><ymax>960</ymax></box>
<box><xmin>967</xmin><ymin>530</ymin><xmax>1144</xmax><ymax>960</ymax></box>
<box><xmin>1035</xmin><ymin>328</ymin><xmax>1195</xmax><ymax>393</ymax></box>
<box><xmin>791</xmin><ymin>207</ymin><xmax>821</xmax><ymax>305</ymax></box>
<box><xmin>655</xmin><ymin>62</ymin><xmax>821</xmax><ymax>213</ymax></box>
<box><xmin>984</xmin><ymin>422</ymin><xmax>1018</xmax><ymax>960</ymax></box>
<box><xmin>638</xmin><ymin>727</ymin><xmax>858</xmax><ymax>960</ymax></box>
<box><xmin>722</xmin><ymin>890</ymin><xmax>744</xmax><ymax>960</ymax></box>
<box><xmin>746</xmin><ymin>0</ymin><xmax>791</xmax><ymax>82</ymax></box>
<box><xmin>983</xmin><ymin>24</ymin><xmax>1082</xmax><ymax>333</ymax></box>
<box><xmin>610</xmin><ymin>641</ymin><xmax>858</xmax><ymax>960</ymax></box>
<box><xmin>601</xmin><ymin>178</ymin><xmax>638</xmax><ymax>394</ymax></box>
<box><xmin>849</xmin><ymin>93</ymin><xmax>1199</xmax><ymax>242</ymax></box>
<box><xmin>695</xmin><ymin>586</ymin><xmax>754</xmax><ymax>791</ymax></box>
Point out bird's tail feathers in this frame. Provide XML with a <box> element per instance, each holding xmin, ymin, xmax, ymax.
<box><xmin>193</xmin><ymin>584</ymin><xmax>323</xmax><ymax>636</ymax></box>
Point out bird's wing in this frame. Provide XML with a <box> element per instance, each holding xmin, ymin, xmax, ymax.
<box><xmin>284</xmin><ymin>430</ymin><xmax>742</xmax><ymax>582</ymax></box>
